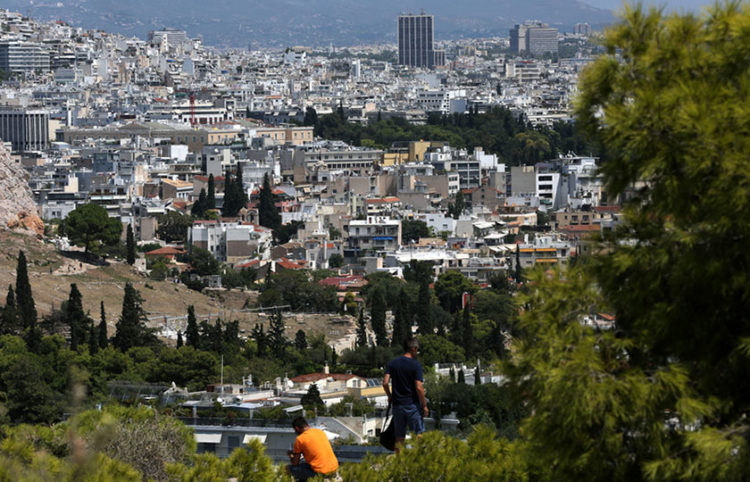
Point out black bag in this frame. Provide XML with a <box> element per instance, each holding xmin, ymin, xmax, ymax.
<box><xmin>379</xmin><ymin>403</ymin><xmax>395</xmax><ymax>451</ymax></box>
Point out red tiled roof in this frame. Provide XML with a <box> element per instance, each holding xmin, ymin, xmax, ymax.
<box><xmin>594</xmin><ymin>206</ymin><xmax>620</xmax><ymax>212</ymax></box>
<box><xmin>194</xmin><ymin>175</ymin><xmax>226</xmax><ymax>182</ymax></box>
<box><xmin>318</xmin><ymin>275</ymin><xmax>367</xmax><ymax>289</ymax></box>
<box><xmin>366</xmin><ymin>196</ymin><xmax>401</xmax><ymax>204</ymax></box>
<box><xmin>276</xmin><ymin>257</ymin><xmax>305</xmax><ymax>270</ymax></box>
<box><xmin>236</xmin><ymin>259</ymin><xmax>261</xmax><ymax>269</ymax></box>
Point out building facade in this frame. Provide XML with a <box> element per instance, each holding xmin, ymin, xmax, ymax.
<box><xmin>509</xmin><ymin>21</ymin><xmax>558</xmax><ymax>55</ymax></box>
<box><xmin>0</xmin><ymin>109</ymin><xmax>50</xmax><ymax>152</ymax></box>
<box><xmin>398</xmin><ymin>13</ymin><xmax>435</xmax><ymax>69</ymax></box>
<box><xmin>0</xmin><ymin>41</ymin><xmax>50</xmax><ymax>73</ymax></box>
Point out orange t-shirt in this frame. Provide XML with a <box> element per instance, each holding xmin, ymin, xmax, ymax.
<box><xmin>293</xmin><ymin>428</ymin><xmax>339</xmax><ymax>475</ymax></box>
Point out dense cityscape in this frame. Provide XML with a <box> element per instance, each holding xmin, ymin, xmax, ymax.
<box><xmin>0</xmin><ymin>2</ymin><xmax>748</xmax><ymax>480</ymax></box>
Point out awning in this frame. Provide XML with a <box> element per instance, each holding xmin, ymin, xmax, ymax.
<box><xmin>243</xmin><ymin>434</ymin><xmax>267</xmax><ymax>444</ymax></box>
<box><xmin>195</xmin><ymin>433</ymin><xmax>222</xmax><ymax>444</ymax></box>
<box><xmin>372</xmin><ymin>236</ymin><xmax>394</xmax><ymax>241</ymax></box>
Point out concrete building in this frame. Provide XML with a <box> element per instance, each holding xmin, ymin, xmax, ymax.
<box><xmin>344</xmin><ymin>216</ymin><xmax>402</xmax><ymax>257</ymax></box>
<box><xmin>148</xmin><ymin>29</ymin><xmax>190</xmax><ymax>49</ymax></box>
<box><xmin>510</xmin><ymin>21</ymin><xmax>558</xmax><ymax>55</ymax></box>
<box><xmin>189</xmin><ymin>220</ymin><xmax>272</xmax><ymax>263</ymax></box>
<box><xmin>0</xmin><ymin>41</ymin><xmax>50</xmax><ymax>73</ymax></box>
<box><xmin>398</xmin><ymin>13</ymin><xmax>435</xmax><ymax>68</ymax></box>
<box><xmin>0</xmin><ymin>109</ymin><xmax>50</xmax><ymax>152</ymax></box>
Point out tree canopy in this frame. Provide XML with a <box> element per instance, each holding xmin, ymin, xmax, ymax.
<box><xmin>507</xmin><ymin>4</ymin><xmax>750</xmax><ymax>480</ymax></box>
<box><xmin>61</xmin><ymin>203</ymin><xmax>123</xmax><ymax>255</ymax></box>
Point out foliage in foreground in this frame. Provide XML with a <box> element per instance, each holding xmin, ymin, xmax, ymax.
<box><xmin>0</xmin><ymin>405</ymin><xmax>286</xmax><ymax>481</ymax></box>
<box><xmin>340</xmin><ymin>428</ymin><xmax>528</xmax><ymax>482</ymax></box>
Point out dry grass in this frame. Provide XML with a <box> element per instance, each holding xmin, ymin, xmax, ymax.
<box><xmin>0</xmin><ymin>231</ymin><xmax>356</xmax><ymax>346</ymax></box>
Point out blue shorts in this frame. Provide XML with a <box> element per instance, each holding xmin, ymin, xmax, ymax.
<box><xmin>393</xmin><ymin>403</ymin><xmax>425</xmax><ymax>438</ymax></box>
<box><xmin>289</xmin><ymin>462</ymin><xmax>317</xmax><ymax>481</ymax></box>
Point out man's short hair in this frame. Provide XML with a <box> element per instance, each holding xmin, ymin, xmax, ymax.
<box><xmin>403</xmin><ymin>337</ymin><xmax>419</xmax><ymax>353</ymax></box>
<box><xmin>292</xmin><ymin>416</ymin><xmax>308</xmax><ymax>430</ymax></box>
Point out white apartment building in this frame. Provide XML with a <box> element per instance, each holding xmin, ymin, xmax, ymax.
<box><xmin>344</xmin><ymin>216</ymin><xmax>402</xmax><ymax>257</ymax></box>
<box><xmin>190</xmin><ymin>221</ymin><xmax>272</xmax><ymax>263</ymax></box>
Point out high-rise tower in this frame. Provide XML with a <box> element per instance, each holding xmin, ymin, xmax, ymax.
<box><xmin>398</xmin><ymin>13</ymin><xmax>435</xmax><ymax>69</ymax></box>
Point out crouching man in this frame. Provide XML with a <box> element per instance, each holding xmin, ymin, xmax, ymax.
<box><xmin>287</xmin><ymin>416</ymin><xmax>339</xmax><ymax>480</ymax></box>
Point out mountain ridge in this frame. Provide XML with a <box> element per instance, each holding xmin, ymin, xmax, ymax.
<box><xmin>4</xmin><ymin>0</ymin><xmax>614</xmax><ymax>47</ymax></box>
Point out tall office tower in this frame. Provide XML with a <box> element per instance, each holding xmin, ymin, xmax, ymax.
<box><xmin>510</xmin><ymin>21</ymin><xmax>558</xmax><ymax>55</ymax></box>
<box><xmin>574</xmin><ymin>23</ymin><xmax>592</xmax><ymax>36</ymax></box>
<box><xmin>398</xmin><ymin>13</ymin><xmax>435</xmax><ymax>69</ymax></box>
<box><xmin>510</xmin><ymin>24</ymin><xmax>527</xmax><ymax>53</ymax></box>
<box><xmin>0</xmin><ymin>109</ymin><xmax>50</xmax><ymax>152</ymax></box>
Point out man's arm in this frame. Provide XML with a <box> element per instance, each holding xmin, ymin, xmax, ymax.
<box><xmin>382</xmin><ymin>373</ymin><xmax>392</xmax><ymax>403</ymax></box>
<box><xmin>288</xmin><ymin>451</ymin><xmax>301</xmax><ymax>465</ymax></box>
<box><xmin>288</xmin><ymin>439</ymin><xmax>302</xmax><ymax>465</ymax></box>
<box><xmin>415</xmin><ymin>380</ymin><xmax>428</xmax><ymax>417</ymax></box>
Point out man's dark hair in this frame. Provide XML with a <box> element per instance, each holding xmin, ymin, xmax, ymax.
<box><xmin>403</xmin><ymin>337</ymin><xmax>419</xmax><ymax>353</ymax></box>
<box><xmin>292</xmin><ymin>416</ymin><xmax>308</xmax><ymax>430</ymax></box>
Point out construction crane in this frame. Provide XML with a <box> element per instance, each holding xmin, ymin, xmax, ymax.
<box><xmin>189</xmin><ymin>92</ymin><xmax>197</xmax><ymax>126</ymax></box>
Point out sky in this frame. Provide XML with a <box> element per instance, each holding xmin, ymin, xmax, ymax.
<box><xmin>586</xmin><ymin>0</ymin><xmax>715</xmax><ymax>12</ymax></box>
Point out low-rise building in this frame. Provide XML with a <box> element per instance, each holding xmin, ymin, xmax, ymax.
<box><xmin>344</xmin><ymin>216</ymin><xmax>402</xmax><ymax>257</ymax></box>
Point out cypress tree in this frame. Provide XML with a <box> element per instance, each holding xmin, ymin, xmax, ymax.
<box><xmin>515</xmin><ymin>244</ymin><xmax>522</xmax><ymax>283</ymax></box>
<box><xmin>268</xmin><ymin>309</ymin><xmax>286</xmax><ymax>356</ymax></box>
<box><xmin>15</xmin><ymin>251</ymin><xmax>37</xmax><ymax>332</ymax></box>
<box><xmin>416</xmin><ymin>280</ymin><xmax>433</xmax><ymax>335</ymax></box>
<box><xmin>235</xmin><ymin>163</ymin><xmax>247</xmax><ymax>207</ymax></box>
<box><xmin>457</xmin><ymin>369</ymin><xmax>465</xmax><ymax>384</ymax></box>
<box><xmin>221</xmin><ymin>169</ymin><xmax>231</xmax><ymax>216</ymax></box>
<box><xmin>222</xmin><ymin>165</ymin><xmax>248</xmax><ymax>218</ymax></box>
<box><xmin>98</xmin><ymin>301</ymin><xmax>108</xmax><ymax>349</ymax></box>
<box><xmin>356</xmin><ymin>308</ymin><xmax>368</xmax><ymax>348</ymax></box>
<box><xmin>207</xmin><ymin>174</ymin><xmax>216</xmax><ymax>210</ymax></box>
<box><xmin>185</xmin><ymin>305</ymin><xmax>200</xmax><ymax>348</ymax></box>
<box><xmin>258</xmin><ymin>173</ymin><xmax>281</xmax><ymax>230</ymax></box>
<box><xmin>370</xmin><ymin>287</ymin><xmax>387</xmax><ymax>346</ymax></box>
<box><xmin>294</xmin><ymin>329</ymin><xmax>307</xmax><ymax>350</ymax></box>
<box><xmin>113</xmin><ymin>282</ymin><xmax>153</xmax><ymax>351</ymax></box>
<box><xmin>89</xmin><ymin>318</ymin><xmax>98</xmax><ymax>354</ymax></box>
<box><xmin>474</xmin><ymin>366</ymin><xmax>481</xmax><ymax>385</ymax></box>
<box><xmin>391</xmin><ymin>287</ymin><xmax>411</xmax><ymax>347</ymax></box>
<box><xmin>462</xmin><ymin>305</ymin><xmax>474</xmax><ymax>359</ymax></box>
<box><xmin>192</xmin><ymin>188</ymin><xmax>207</xmax><ymax>217</ymax></box>
<box><xmin>301</xmin><ymin>382</ymin><xmax>324</xmax><ymax>410</ymax></box>
<box><xmin>126</xmin><ymin>224</ymin><xmax>136</xmax><ymax>265</ymax></box>
<box><xmin>176</xmin><ymin>331</ymin><xmax>183</xmax><ymax>348</ymax></box>
<box><xmin>1</xmin><ymin>285</ymin><xmax>17</xmax><ymax>335</ymax></box>
<box><xmin>65</xmin><ymin>283</ymin><xmax>87</xmax><ymax>350</ymax></box>
<box><xmin>252</xmin><ymin>323</ymin><xmax>266</xmax><ymax>357</ymax></box>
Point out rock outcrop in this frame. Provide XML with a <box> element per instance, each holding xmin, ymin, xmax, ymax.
<box><xmin>0</xmin><ymin>143</ymin><xmax>44</xmax><ymax>236</ymax></box>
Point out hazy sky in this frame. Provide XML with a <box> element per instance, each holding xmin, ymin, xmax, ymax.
<box><xmin>586</xmin><ymin>0</ymin><xmax>715</xmax><ymax>12</ymax></box>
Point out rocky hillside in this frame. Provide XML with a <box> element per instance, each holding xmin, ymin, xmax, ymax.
<box><xmin>0</xmin><ymin>143</ymin><xmax>43</xmax><ymax>235</ymax></box>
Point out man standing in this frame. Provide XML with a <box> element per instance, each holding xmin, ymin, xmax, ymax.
<box><xmin>287</xmin><ymin>416</ymin><xmax>339</xmax><ymax>481</ymax></box>
<box><xmin>383</xmin><ymin>337</ymin><xmax>428</xmax><ymax>452</ymax></box>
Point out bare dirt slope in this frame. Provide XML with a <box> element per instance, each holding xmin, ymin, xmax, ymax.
<box><xmin>0</xmin><ymin>231</ymin><xmax>357</xmax><ymax>347</ymax></box>
<box><xmin>0</xmin><ymin>231</ymin><xmax>247</xmax><ymax>336</ymax></box>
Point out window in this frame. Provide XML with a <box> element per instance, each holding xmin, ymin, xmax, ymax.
<box><xmin>227</xmin><ymin>436</ymin><xmax>240</xmax><ymax>450</ymax></box>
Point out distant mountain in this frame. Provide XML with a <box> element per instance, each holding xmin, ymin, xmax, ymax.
<box><xmin>5</xmin><ymin>0</ymin><xmax>615</xmax><ymax>47</ymax></box>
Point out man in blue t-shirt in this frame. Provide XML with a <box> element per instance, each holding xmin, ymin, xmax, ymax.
<box><xmin>383</xmin><ymin>337</ymin><xmax>428</xmax><ymax>452</ymax></box>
